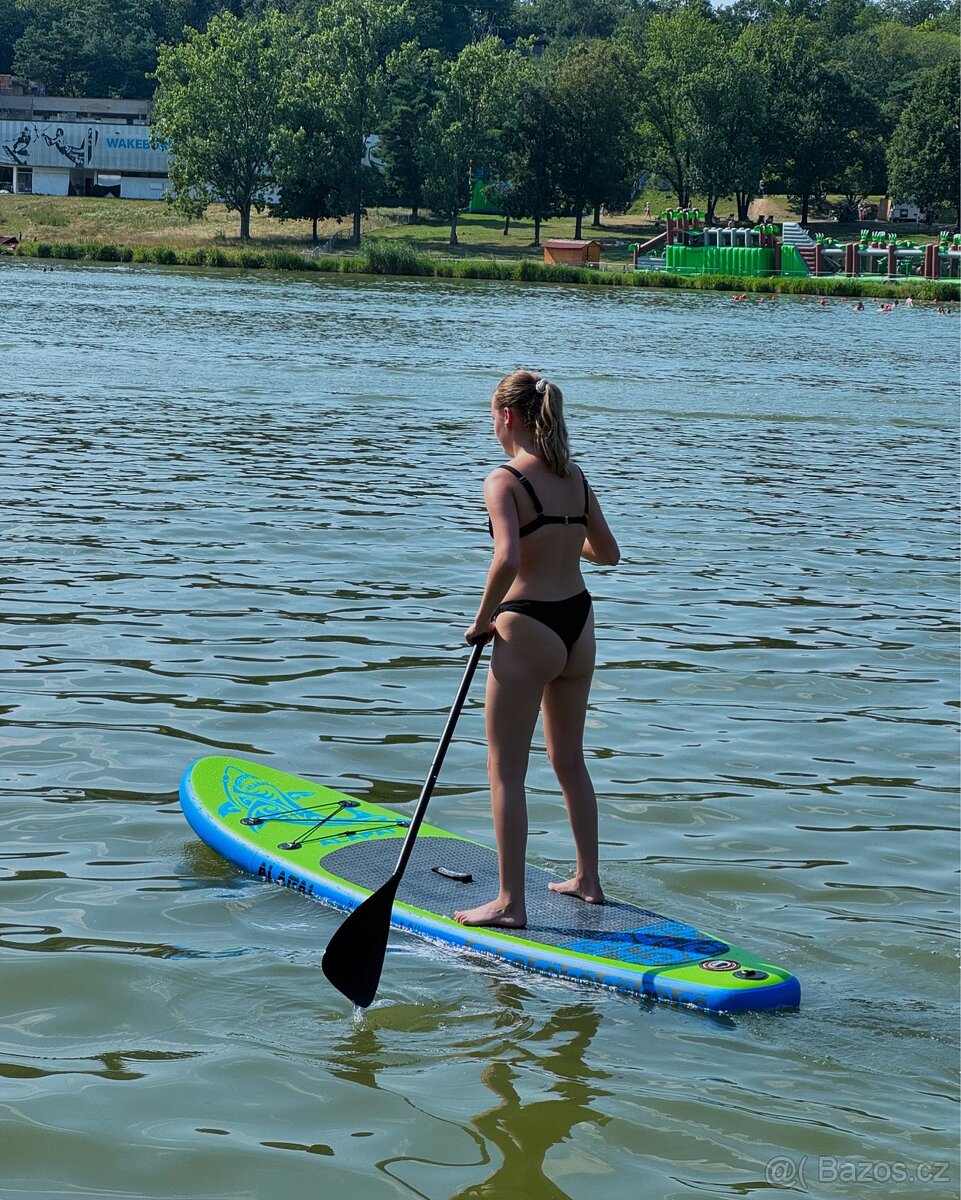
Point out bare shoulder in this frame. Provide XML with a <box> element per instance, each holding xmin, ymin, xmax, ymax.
<box><xmin>570</xmin><ymin>459</ymin><xmax>595</xmax><ymax>492</ymax></box>
<box><xmin>484</xmin><ymin>464</ymin><xmax>516</xmax><ymax>494</ymax></box>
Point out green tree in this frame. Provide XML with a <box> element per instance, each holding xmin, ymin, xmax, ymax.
<box><xmin>685</xmin><ymin>34</ymin><xmax>767</xmax><ymax>221</ymax></box>
<box><xmin>633</xmin><ymin>8</ymin><xmax>718</xmax><ymax>209</ymax></box>
<box><xmin>271</xmin><ymin>122</ymin><xmax>339</xmax><ymax>241</ymax></box>
<box><xmin>420</xmin><ymin>37</ymin><xmax>509</xmax><ymax>245</ymax></box>
<box><xmin>551</xmin><ymin>39</ymin><xmax>638</xmax><ymax>238</ymax></box>
<box><xmin>840</xmin><ymin>18</ymin><xmax>959</xmax><ymax>140</ymax></box>
<box><xmin>307</xmin><ymin>0</ymin><xmax>409</xmax><ymax>243</ymax></box>
<box><xmin>403</xmin><ymin>0</ymin><xmax>513</xmax><ymax>56</ymax></box>
<box><xmin>152</xmin><ymin>11</ymin><xmax>285</xmax><ymax>239</ymax></box>
<box><xmin>743</xmin><ymin>15</ymin><xmax>860</xmax><ymax>222</ymax></box>
<box><xmin>0</xmin><ymin>0</ymin><xmax>27</xmax><ymax>75</ymax></box>
<box><xmin>887</xmin><ymin>59</ymin><xmax>960</xmax><ymax>222</ymax></box>
<box><xmin>499</xmin><ymin>55</ymin><xmax>563</xmax><ymax>245</ymax></box>
<box><xmin>271</xmin><ymin>29</ymin><xmax>340</xmax><ymax>242</ymax></box>
<box><xmin>9</xmin><ymin>0</ymin><xmax>232</xmax><ymax>97</ymax></box>
<box><xmin>876</xmin><ymin>0</ymin><xmax>955</xmax><ymax>24</ymax></box>
<box><xmin>379</xmin><ymin>41</ymin><xmax>441</xmax><ymax>218</ymax></box>
<box><xmin>13</xmin><ymin>0</ymin><xmax>159</xmax><ymax>97</ymax></box>
<box><xmin>831</xmin><ymin>117</ymin><xmax>887</xmax><ymax>215</ymax></box>
<box><xmin>528</xmin><ymin>0</ymin><xmax>634</xmax><ymax>41</ymax></box>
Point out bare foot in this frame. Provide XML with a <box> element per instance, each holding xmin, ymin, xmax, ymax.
<box><xmin>548</xmin><ymin>877</ymin><xmax>605</xmax><ymax>904</ymax></box>
<box><xmin>454</xmin><ymin>899</ymin><xmax>527</xmax><ymax>928</ymax></box>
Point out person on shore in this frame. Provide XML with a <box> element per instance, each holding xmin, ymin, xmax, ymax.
<box><xmin>456</xmin><ymin>371</ymin><xmax>620</xmax><ymax>929</ymax></box>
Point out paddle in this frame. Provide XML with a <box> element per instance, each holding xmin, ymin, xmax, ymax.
<box><xmin>322</xmin><ymin>638</ymin><xmax>487</xmax><ymax>1007</ymax></box>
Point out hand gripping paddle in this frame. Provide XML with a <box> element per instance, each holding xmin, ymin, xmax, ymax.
<box><xmin>322</xmin><ymin>639</ymin><xmax>487</xmax><ymax>1007</ymax></box>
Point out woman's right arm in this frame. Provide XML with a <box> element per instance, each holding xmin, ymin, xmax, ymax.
<box><xmin>465</xmin><ymin>470</ymin><xmax>521</xmax><ymax>644</ymax></box>
<box><xmin>581</xmin><ymin>484</ymin><xmax>620</xmax><ymax>566</ymax></box>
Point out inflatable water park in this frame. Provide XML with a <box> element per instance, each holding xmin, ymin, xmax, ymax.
<box><xmin>632</xmin><ymin>208</ymin><xmax>961</xmax><ymax>280</ymax></box>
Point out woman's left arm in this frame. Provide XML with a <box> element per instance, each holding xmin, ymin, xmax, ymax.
<box><xmin>581</xmin><ymin>483</ymin><xmax>620</xmax><ymax>566</ymax></box>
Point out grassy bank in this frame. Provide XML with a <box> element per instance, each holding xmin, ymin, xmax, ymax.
<box><xmin>2</xmin><ymin>192</ymin><xmax>948</xmax><ymax>259</ymax></box>
<box><xmin>9</xmin><ymin>235</ymin><xmax>960</xmax><ymax>300</ymax></box>
<box><xmin>0</xmin><ymin>194</ymin><xmax>644</xmax><ymax>261</ymax></box>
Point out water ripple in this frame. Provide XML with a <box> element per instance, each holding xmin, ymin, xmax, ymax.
<box><xmin>0</xmin><ymin>260</ymin><xmax>957</xmax><ymax>1200</ymax></box>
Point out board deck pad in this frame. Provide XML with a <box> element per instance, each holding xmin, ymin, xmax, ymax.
<box><xmin>323</xmin><ymin>838</ymin><xmax>730</xmax><ymax>965</ymax></box>
<box><xmin>179</xmin><ymin>756</ymin><xmax>800</xmax><ymax>1012</ymax></box>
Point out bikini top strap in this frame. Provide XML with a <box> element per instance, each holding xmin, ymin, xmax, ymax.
<box><xmin>497</xmin><ymin>464</ymin><xmax>544</xmax><ymax>515</ymax></box>
<box><xmin>579</xmin><ymin>465</ymin><xmax>590</xmax><ymax>516</ymax></box>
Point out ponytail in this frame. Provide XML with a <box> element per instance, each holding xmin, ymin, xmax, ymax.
<box><xmin>493</xmin><ymin>371</ymin><xmax>571</xmax><ymax>475</ymax></box>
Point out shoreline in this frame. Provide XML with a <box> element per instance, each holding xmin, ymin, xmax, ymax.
<box><xmin>9</xmin><ymin>238</ymin><xmax>960</xmax><ymax>301</ymax></box>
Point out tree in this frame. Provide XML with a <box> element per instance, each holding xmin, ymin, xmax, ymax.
<box><xmin>152</xmin><ymin>11</ymin><xmax>284</xmax><ymax>239</ymax></box>
<box><xmin>831</xmin><ymin>117</ymin><xmax>887</xmax><ymax>214</ymax></box>
<box><xmin>0</xmin><ymin>0</ymin><xmax>27</xmax><ymax>75</ymax></box>
<box><xmin>887</xmin><ymin>59</ymin><xmax>961</xmax><ymax>223</ymax></box>
<box><xmin>839</xmin><ymin>18</ymin><xmax>959</xmax><ymax>145</ymax></box>
<box><xmin>876</xmin><ymin>0</ymin><xmax>955</xmax><ymax>24</ymax></box>
<box><xmin>403</xmin><ymin>0</ymin><xmax>514</xmax><ymax>57</ymax></box>
<box><xmin>633</xmin><ymin>9</ymin><xmax>718</xmax><ymax>209</ymax></box>
<box><xmin>10</xmin><ymin>0</ymin><xmax>232</xmax><ymax>97</ymax></box>
<box><xmin>420</xmin><ymin>37</ymin><xmax>509</xmax><ymax>245</ymax></box>
<box><xmin>743</xmin><ymin>15</ymin><xmax>861</xmax><ymax>222</ymax></box>
<box><xmin>498</xmin><ymin>55</ymin><xmax>563</xmax><ymax>245</ymax></box>
<box><xmin>528</xmin><ymin>0</ymin><xmax>635</xmax><ymax>41</ymax></box>
<box><xmin>271</xmin><ymin>34</ymin><xmax>340</xmax><ymax>243</ymax></box>
<box><xmin>551</xmin><ymin>39</ymin><xmax>639</xmax><ymax>238</ymax></box>
<box><xmin>685</xmin><ymin>35</ymin><xmax>767</xmax><ymax>222</ymax></box>
<box><xmin>13</xmin><ymin>0</ymin><xmax>159</xmax><ymax>97</ymax></box>
<box><xmin>379</xmin><ymin>41</ymin><xmax>441</xmax><ymax>218</ymax></box>
<box><xmin>303</xmin><ymin>0</ymin><xmax>409</xmax><ymax>244</ymax></box>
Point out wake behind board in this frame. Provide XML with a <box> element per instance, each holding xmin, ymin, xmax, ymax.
<box><xmin>179</xmin><ymin>756</ymin><xmax>800</xmax><ymax>1013</ymax></box>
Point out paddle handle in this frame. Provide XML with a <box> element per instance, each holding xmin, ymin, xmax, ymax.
<box><xmin>391</xmin><ymin>639</ymin><xmax>486</xmax><ymax>880</ymax></box>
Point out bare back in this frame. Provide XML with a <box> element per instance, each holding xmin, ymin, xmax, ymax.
<box><xmin>488</xmin><ymin>456</ymin><xmax>612</xmax><ymax>601</ymax></box>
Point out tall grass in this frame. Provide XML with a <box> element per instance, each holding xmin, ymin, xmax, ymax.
<box><xmin>11</xmin><ymin>239</ymin><xmax>960</xmax><ymax>300</ymax></box>
<box><xmin>361</xmin><ymin>237</ymin><xmax>434</xmax><ymax>276</ymax></box>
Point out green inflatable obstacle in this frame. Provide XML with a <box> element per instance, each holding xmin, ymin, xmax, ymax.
<box><xmin>665</xmin><ymin>244</ymin><xmax>777</xmax><ymax>277</ymax></box>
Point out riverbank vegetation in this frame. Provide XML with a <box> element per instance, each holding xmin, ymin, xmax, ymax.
<box><xmin>0</xmin><ymin>193</ymin><xmax>947</xmax><ymax>261</ymax></box>
<box><xmin>3</xmin><ymin>0</ymin><xmax>957</xmax><ymax>245</ymax></box>
<box><xmin>11</xmin><ymin>235</ymin><xmax>960</xmax><ymax>301</ymax></box>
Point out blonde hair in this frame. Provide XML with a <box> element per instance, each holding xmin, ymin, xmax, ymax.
<box><xmin>493</xmin><ymin>370</ymin><xmax>570</xmax><ymax>475</ymax></box>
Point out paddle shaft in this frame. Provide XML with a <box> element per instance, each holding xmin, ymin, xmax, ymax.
<box><xmin>390</xmin><ymin>638</ymin><xmax>486</xmax><ymax>882</ymax></box>
<box><xmin>321</xmin><ymin>639</ymin><xmax>487</xmax><ymax>1006</ymax></box>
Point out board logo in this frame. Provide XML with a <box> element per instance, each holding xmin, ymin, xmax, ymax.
<box><xmin>700</xmin><ymin>958</ymin><xmax>740</xmax><ymax>972</ymax></box>
<box><xmin>220</xmin><ymin>765</ymin><xmax>315</xmax><ymax>831</ymax></box>
<box><xmin>257</xmin><ymin>860</ymin><xmax>315</xmax><ymax>896</ymax></box>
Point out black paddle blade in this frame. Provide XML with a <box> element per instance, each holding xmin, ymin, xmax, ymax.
<box><xmin>322</xmin><ymin>874</ymin><xmax>400</xmax><ymax>1008</ymax></box>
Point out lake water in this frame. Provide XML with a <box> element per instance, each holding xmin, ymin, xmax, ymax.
<box><xmin>1</xmin><ymin>259</ymin><xmax>958</xmax><ymax>1199</ymax></box>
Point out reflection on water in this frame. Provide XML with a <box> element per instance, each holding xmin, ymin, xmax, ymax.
<box><xmin>450</xmin><ymin>1004</ymin><xmax>608</xmax><ymax>1200</ymax></box>
<box><xmin>333</xmin><ymin>991</ymin><xmax>612</xmax><ymax>1200</ymax></box>
<box><xmin>0</xmin><ymin>260</ymin><xmax>958</xmax><ymax>1200</ymax></box>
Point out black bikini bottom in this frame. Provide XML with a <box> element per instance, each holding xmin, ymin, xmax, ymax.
<box><xmin>493</xmin><ymin>590</ymin><xmax>592</xmax><ymax>654</ymax></box>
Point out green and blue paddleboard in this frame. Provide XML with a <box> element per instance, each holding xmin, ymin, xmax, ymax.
<box><xmin>179</xmin><ymin>756</ymin><xmax>800</xmax><ymax>1013</ymax></box>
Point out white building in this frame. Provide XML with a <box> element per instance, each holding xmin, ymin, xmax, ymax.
<box><xmin>0</xmin><ymin>89</ymin><xmax>170</xmax><ymax>200</ymax></box>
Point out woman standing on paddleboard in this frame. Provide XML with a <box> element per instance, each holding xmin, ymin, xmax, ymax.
<box><xmin>457</xmin><ymin>371</ymin><xmax>620</xmax><ymax>929</ymax></box>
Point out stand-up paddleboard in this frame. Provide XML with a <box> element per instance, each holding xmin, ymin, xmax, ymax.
<box><xmin>179</xmin><ymin>756</ymin><xmax>800</xmax><ymax>1013</ymax></box>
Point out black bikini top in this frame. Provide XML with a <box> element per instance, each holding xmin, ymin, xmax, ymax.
<box><xmin>488</xmin><ymin>464</ymin><xmax>590</xmax><ymax>538</ymax></box>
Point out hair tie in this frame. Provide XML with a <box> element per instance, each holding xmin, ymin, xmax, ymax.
<box><xmin>535</xmin><ymin>379</ymin><xmax>548</xmax><ymax>395</ymax></box>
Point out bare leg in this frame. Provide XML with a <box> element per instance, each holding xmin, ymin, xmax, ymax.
<box><xmin>542</xmin><ymin>615</ymin><xmax>604</xmax><ymax>904</ymax></box>
<box><xmin>455</xmin><ymin>613</ymin><xmax>566</xmax><ymax>928</ymax></box>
